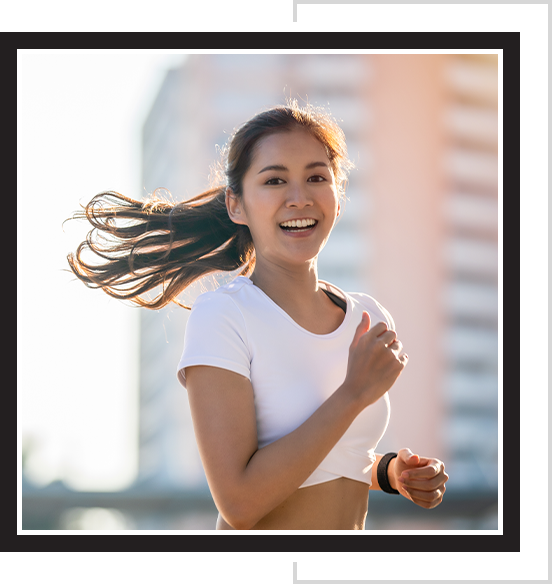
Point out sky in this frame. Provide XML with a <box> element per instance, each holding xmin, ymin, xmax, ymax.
<box><xmin>18</xmin><ymin>53</ymin><xmax>188</xmax><ymax>490</ymax></box>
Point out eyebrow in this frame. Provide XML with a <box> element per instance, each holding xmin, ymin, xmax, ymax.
<box><xmin>257</xmin><ymin>161</ymin><xmax>329</xmax><ymax>174</ymax></box>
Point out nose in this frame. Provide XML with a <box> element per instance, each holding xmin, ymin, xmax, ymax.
<box><xmin>285</xmin><ymin>181</ymin><xmax>313</xmax><ymax>208</ymax></box>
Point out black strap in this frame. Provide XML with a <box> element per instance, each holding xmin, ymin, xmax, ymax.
<box><xmin>377</xmin><ymin>453</ymin><xmax>400</xmax><ymax>494</ymax></box>
<box><xmin>322</xmin><ymin>288</ymin><xmax>347</xmax><ymax>313</ymax></box>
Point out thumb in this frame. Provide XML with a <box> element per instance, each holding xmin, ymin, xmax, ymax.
<box><xmin>399</xmin><ymin>448</ymin><xmax>420</xmax><ymax>465</ymax></box>
<box><xmin>351</xmin><ymin>311</ymin><xmax>371</xmax><ymax>349</ymax></box>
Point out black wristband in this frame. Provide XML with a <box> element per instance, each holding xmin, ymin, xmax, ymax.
<box><xmin>377</xmin><ymin>452</ymin><xmax>400</xmax><ymax>494</ymax></box>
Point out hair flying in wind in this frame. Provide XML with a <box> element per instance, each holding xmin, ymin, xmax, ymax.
<box><xmin>66</xmin><ymin>100</ymin><xmax>353</xmax><ymax>309</ymax></box>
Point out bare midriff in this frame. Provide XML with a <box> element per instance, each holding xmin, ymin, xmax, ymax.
<box><xmin>216</xmin><ymin>477</ymin><xmax>370</xmax><ymax>530</ymax></box>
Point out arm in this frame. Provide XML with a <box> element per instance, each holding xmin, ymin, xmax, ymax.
<box><xmin>371</xmin><ymin>448</ymin><xmax>449</xmax><ymax>509</ymax></box>
<box><xmin>187</xmin><ymin>365</ymin><xmax>365</xmax><ymax>529</ymax></box>
<box><xmin>186</xmin><ymin>311</ymin><xmax>408</xmax><ymax>530</ymax></box>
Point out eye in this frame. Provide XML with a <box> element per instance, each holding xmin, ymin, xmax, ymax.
<box><xmin>308</xmin><ymin>175</ymin><xmax>327</xmax><ymax>183</ymax></box>
<box><xmin>265</xmin><ymin>177</ymin><xmax>285</xmax><ymax>185</ymax></box>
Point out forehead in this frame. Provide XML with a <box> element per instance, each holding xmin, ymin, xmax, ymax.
<box><xmin>250</xmin><ymin>129</ymin><xmax>330</xmax><ymax>167</ymax></box>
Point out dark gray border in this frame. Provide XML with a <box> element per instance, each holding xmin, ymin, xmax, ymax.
<box><xmin>12</xmin><ymin>33</ymin><xmax>548</xmax><ymax>548</ymax></box>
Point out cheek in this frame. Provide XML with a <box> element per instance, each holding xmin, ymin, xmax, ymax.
<box><xmin>241</xmin><ymin>202</ymin><xmax>277</xmax><ymax>242</ymax></box>
<box><xmin>322</xmin><ymin>189</ymin><xmax>340</xmax><ymax>215</ymax></box>
<box><xmin>244</xmin><ymin>192</ymin><xmax>279</xmax><ymax>222</ymax></box>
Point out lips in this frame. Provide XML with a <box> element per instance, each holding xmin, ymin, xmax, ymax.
<box><xmin>279</xmin><ymin>220</ymin><xmax>318</xmax><ymax>237</ymax></box>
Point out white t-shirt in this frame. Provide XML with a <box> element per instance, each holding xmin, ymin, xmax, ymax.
<box><xmin>177</xmin><ymin>276</ymin><xmax>393</xmax><ymax>488</ymax></box>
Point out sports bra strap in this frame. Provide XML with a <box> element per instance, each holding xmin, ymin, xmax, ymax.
<box><xmin>322</xmin><ymin>288</ymin><xmax>347</xmax><ymax>313</ymax></box>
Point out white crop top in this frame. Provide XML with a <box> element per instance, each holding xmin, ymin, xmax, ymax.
<box><xmin>176</xmin><ymin>276</ymin><xmax>393</xmax><ymax>488</ymax></box>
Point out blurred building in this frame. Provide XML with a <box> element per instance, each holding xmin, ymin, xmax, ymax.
<box><xmin>365</xmin><ymin>55</ymin><xmax>499</xmax><ymax>489</ymax></box>
<box><xmin>441</xmin><ymin>55</ymin><xmax>499</xmax><ymax>493</ymax></box>
<box><xmin>135</xmin><ymin>54</ymin><xmax>499</xmax><ymax>530</ymax></box>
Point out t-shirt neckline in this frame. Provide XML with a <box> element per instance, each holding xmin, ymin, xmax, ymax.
<box><xmin>235</xmin><ymin>276</ymin><xmax>351</xmax><ymax>338</ymax></box>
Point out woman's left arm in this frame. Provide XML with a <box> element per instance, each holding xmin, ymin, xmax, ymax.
<box><xmin>371</xmin><ymin>448</ymin><xmax>449</xmax><ymax>509</ymax></box>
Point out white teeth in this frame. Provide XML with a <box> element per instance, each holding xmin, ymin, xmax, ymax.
<box><xmin>280</xmin><ymin>219</ymin><xmax>316</xmax><ymax>228</ymax></box>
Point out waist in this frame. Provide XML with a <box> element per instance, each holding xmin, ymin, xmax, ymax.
<box><xmin>216</xmin><ymin>477</ymin><xmax>369</xmax><ymax>530</ymax></box>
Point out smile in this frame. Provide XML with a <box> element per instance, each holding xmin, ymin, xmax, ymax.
<box><xmin>279</xmin><ymin>218</ymin><xmax>317</xmax><ymax>229</ymax></box>
<box><xmin>279</xmin><ymin>219</ymin><xmax>318</xmax><ymax>237</ymax></box>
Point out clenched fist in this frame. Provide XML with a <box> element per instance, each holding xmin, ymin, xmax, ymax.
<box><xmin>392</xmin><ymin>448</ymin><xmax>449</xmax><ymax>509</ymax></box>
<box><xmin>344</xmin><ymin>311</ymin><xmax>408</xmax><ymax>408</ymax></box>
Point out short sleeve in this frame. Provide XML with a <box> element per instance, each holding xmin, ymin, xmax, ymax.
<box><xmin>351</xmin><ymin>292</ymin><xmax>396</xmax><ymax>331</ymax></box>
<box><xmin>374</xmin><ymin>298</ymin><xmax>395</xmax><ymax>331</ymax></box>
<box><xmin>176</xmin><ymin>291</ymin><xmax>251</xmax><ymax>388</ymax></box>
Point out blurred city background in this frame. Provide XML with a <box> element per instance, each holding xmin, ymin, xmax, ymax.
<box><xmin>20</xmin><ymin>53</ymin><xmax>499</xmax><ymax>530</ymax></box>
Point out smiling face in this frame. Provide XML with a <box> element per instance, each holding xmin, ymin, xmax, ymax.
<box><xmin>226</xmin><ymin>129</ymin><xmax>341</xmax><ymax>274</ymax></box>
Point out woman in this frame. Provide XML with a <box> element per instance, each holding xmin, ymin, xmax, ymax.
<box><xmin>68</xmin><ymin>102</ymin><xmax>448</xmax><ymax>530</ymax></box>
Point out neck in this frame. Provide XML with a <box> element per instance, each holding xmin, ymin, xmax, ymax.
<box><xmin>249</xmin><ymin>258</ymin><xmax>325</xmax><ymax>314</ymax></box>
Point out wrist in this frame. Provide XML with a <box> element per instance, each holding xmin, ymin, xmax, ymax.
<box><xmin>338</xmin><ymin>381</ymin><xmax>375</xmax><ymax>412</ymax></box>
<box><xmin>376</xmin><ymin>452</ymin><xmax>400</xmax><ymax>494</ymax></box>
<box><xmin>387</xmin><ymin>456</ymin><xmax>398</xmax><ymax>491</ymax></box>
<box><xmin>337</xmin><ymin>382</ymin><xmax>367</xmax><ymax>414</ymax></box>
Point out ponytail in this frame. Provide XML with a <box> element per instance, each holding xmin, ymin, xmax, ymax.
<box><xmin>66</xmin><ymin>188</ymin><xmax>254</xmax><ymax>310</ymax></box>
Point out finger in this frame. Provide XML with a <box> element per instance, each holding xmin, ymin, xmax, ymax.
<box><xmin>403</xmin><ymin>485</ymin><xmax>446</xmax><ymax>509</ymax></box>
<box><xmin>401</xmin><ymin>455</ymin><xmax>440</xmax><ymax>471</ymax></box>
<box><xmin>412</xmin><ymin>456</ymin><xmax>437</xmax><ymax>467</ymax></box>
<box><xmin>408</xmin><ymin>494</ymin><xmax>444</xmax><ymax>510</ymax></box>
<box><xmin>380</xmin><ymin>334</ymin><xmax>402</xmax><ymax>354</ymax></box>
<box><xmin>399</xmin><ymin>474</ymin><xmax>447</xmax><ymax>491</ymax></box>
<box><xmin>366</xmin><ymin>321</ymin><xmax>388</xmax><ymax>339</ymax></box>
<box><xmin>398</xmin><ymin>448</ymin><xmax>420</xmax><ymax>465</ymax></box>
<box><xmin>413</xmin><ymin>457</ymin><xmax>446</xmax><ymax>473</ymax></box>
<box><xmin>403</xmin><ymin>481</ymin><xmax>446</xmax><ymax>500</ymax></box>
<box><xmin>377</xmin><ymin>330</ymin><xmax>397</xmax><ymax>346</ymax></box>
<box><xmin>389</xmin><ymin>339</ymin><xmax>403</xmax><ymax>354</ymax></box>
<box><xmin>350</xmin><ymin>312</ymin><xmax>371</xmax><ymax>348</ymax></box>
<box><xmin>402</xmin><ymin>462</ymin><xmax>443</xmax><ymax>480</ymax></box>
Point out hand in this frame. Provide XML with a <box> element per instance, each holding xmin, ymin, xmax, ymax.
<box><xmin>392</xmin><ymin>448</ymin><xmax>449</xmax><ymax>509</ymax></box>
<box><xmin>344</xmin><ymin>312</ymin><xmax>408</xmax><ymax>407</ymax></box>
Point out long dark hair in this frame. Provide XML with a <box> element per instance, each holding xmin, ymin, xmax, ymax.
<box><xmin>66</xmin><ymin>101</ymin><xmax>353</xmax><ymax>309</ymax></box>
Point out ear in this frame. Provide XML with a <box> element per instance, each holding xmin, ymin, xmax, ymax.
<box><xmin>336</xmin><ymin>201</ymin><xmax>341</xmax><ymax>217</ymax></box>
<box><xmin>225</xmin><ymin>188</ymin><xmax>248</xmax><ymax>226</ymax></box>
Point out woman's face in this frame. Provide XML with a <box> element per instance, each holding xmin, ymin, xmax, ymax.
<box><xmin>227</xmin><ymin>129</ymin><xmax>340</xmax><ymax>272</ymax></box>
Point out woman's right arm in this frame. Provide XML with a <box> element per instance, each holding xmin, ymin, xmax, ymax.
<box><xmin>185</xmin><ymin>311</ymin><xmax>408</xmax><ymax>530</ymax></box>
